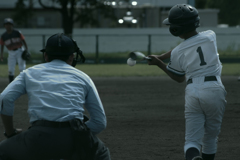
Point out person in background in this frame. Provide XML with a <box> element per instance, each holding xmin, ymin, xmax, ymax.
<box><xmin>0</xmin><ymin>18</ymin><xmax>28</xmax><ymax>83</ymax></box>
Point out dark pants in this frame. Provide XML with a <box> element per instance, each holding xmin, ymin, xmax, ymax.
<box><xmin>0</xmin><ymin>125</ymin><xmax>110</xmax><ymax>160</ymax></box>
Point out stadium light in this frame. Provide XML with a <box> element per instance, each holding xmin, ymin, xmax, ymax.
<box><xmin>123</xmin><ymin>16</ymin><xmax>133</xmax><ymax>21</ymax></box>
<box><xmin>126</xmin><ymin>11</ymin><xmax>132</xmax><ymax>16</ymax></box>
<box><xmin>103</xmin><ymin>0</ymin><xmax>138</xmax><ymax>7</ymax></box>
<box><xmin>132</xmin><ymin>19</ymin><xmax>137</xmax><ymax>24</ymax></box>
<box><xmin>132</xmin><ymin>1</ymin><xmax>137</xmax><ymax>6</ymax></box>
<box><xmin>115</xmin><ymin>0</ymin><xmax>138</xmax><ymax>25</ymax></box>
<box><xmin>118</xmin><ymin>19</ymin><xmax>124</xmax><ymax>24</ymax></box>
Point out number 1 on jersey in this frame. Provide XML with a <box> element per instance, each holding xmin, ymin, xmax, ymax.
<box><xmin>197</xmin><ymin>46</ymin><xmax>207</xmax><ymax>66</ymax></box>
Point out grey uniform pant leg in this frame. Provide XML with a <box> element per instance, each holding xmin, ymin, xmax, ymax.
<box><xmin>0</xmin><ymin>126</ymin><xmax>111</xmax><ymax>160</ymax></box>
<box><xmin>0</xmin><ymin>126</ymin><xmax>74</xmax><ymax>160</ymax></box>
<box><xmin>94</xmin><ymin>138</ymin><xmax>111</xmax><ymax>160</ymax></box>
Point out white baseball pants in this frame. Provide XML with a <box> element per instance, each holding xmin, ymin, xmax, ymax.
<box><xmin>184</xmin><ymin>76</ymin><xmax>227</xmax><ymax>154</ymax></box>
<box><xmin>7</xmin><ymin>48</ymin><xmax>26</xmax><ymax>76</ymax></box>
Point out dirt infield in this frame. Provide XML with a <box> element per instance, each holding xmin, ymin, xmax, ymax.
<box><xmin>0</xmin><ymin>76</ymin><xmax>239</xmax><ymax>159</ymax></box>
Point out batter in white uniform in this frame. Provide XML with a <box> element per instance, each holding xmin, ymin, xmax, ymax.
<box><xmin>0</xmin><ymin>18</ymin><xmax>28</xmax><ymax>83</ymax></box>
<box><xmin>148</xmin><ymin>4</ymin><xmax>226</xmax><ymax>160</ymax></box>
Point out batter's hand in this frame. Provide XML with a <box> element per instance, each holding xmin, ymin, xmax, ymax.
<box><xmin>147</xmin><ymin>55</ymin><xmax>162</xmax><ymax>65</ymax></box>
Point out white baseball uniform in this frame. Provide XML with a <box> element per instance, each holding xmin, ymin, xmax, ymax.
<box><xmin>7</xmin><ymin>47</ymin><xmax>26</xmax><ymax>75</ymax></box>
<box><xmin>167</xmin><ymin>30</ymin><xmax>227</xmax><ymax>154</ymax></box>
<box><xmin>0</xmin><ymin>29</ymin><xmax>26</xmax><ymax>76</ymax></box>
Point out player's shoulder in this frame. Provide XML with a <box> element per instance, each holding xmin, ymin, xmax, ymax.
<box><xmin>72</xmin><ymin>67</ymin><xmax>97</xmax><ymax>86</ymax></box>
<box><xmin>199</xmin><ymin>30</ymin><xmax>216</xmax><ymax>38</ymax></box>
<box><xmin>25</xmin><ymin>63</ymin><xmax>44</xmax><ymax>72</ymax></box>
<box><xmin>200</xmin><ymin>30</ymin><xmax>215</xmax><ymax>34</ymax></box>
<box><xmin>12</xmin><ymin>29</ymin><xmax>22</xmax><ymax>35</ymax></box>
<box><xmin>171</xmin><ymin>45</ymin><xmax>182</xmax><ymax>58</ymax></box>
<box><xmin>72</xmin><ymin>67</ymin><xmax>92</xmax><ymax>81</ymax></box>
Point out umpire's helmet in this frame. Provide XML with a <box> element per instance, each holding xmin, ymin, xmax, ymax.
<box><xmin>3</xmin><ymin>18</ymin><xmax>14</xmax><ymax>25</ymax></box>
<box><xmin>163</xmin><ymin>4</ymin><xmax>200</xmax><ymax>36</ymax></box>
<box><xmin>40</xmin><ymin>33</ymin><xmax>85</xmax><ymax>67</ymax></box>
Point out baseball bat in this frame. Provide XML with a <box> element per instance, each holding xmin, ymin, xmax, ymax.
<box><xmin>129</xmin><ymin>51</ymin><xmax>151</xmax><ymax>61</ymax></box>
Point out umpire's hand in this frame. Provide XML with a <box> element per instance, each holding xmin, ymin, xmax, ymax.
<box><xmin>4</xmin><ymin>128</ymin><xmax>22</xmax><ymax>138</ymax></box>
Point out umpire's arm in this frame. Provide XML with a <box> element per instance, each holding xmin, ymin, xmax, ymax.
<box><xmin>0</xmin><ymin>72</ymin><xmax>26</xmax><ymax>137</ymax></box>
<box><xmin>84</xmin><ymin>79</ymin><xmax>107</xmax><ymax>135</ymax></box>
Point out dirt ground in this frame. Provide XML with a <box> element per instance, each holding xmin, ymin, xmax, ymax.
<box><xmin>0</xmin><ymin>76</ymin><xmax>239</xmax><ymax>160</ymax></box>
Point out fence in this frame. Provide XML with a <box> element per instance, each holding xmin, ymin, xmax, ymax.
<box><xmin>1</xmin><ymin>28</ymin><xmax>240</xmax><ymax>63</ymax></box>
<box><xmin>23</xmin><ymin>33</ymin><xmax>177</xmax><ymax>63</ymax></box>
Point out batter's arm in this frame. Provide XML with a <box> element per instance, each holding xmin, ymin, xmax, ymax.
<box><xmin>158</xmin><ymin>50</ymin><xmax>172</xmax><ymax>60</ymax></box>
<box><xmin>148</xmin><ymin>55</ymin><xmax>185</xmax><ymax>83</ymax></box>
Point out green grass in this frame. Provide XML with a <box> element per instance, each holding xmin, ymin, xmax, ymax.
<box><xmin>218</xmin><ymin>45</ymin><xmax>240</xmax><ymax>57</ymax></box>
<box><xmin>0</xmin><ymin>63</ymin><xmax>239</xmax><ymax>78</ymax></box>
<box><xmin>221</xmin><ymin>63</ymin><xmax>240</xmax><ymax>75</ymax></box>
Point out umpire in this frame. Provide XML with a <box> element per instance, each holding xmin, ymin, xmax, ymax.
<box><xmin>0</xmin><ymin>33</ymin><xmax>111</xmax><ymax>160</ymax></box>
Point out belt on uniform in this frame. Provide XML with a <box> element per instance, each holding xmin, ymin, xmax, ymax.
<box><xmin>32</xmin><ymin>120</ymin><xmax>71</xmax><ymax>128</ymax></box>
<box><xmin>12</xmin><ymin>48</ymin><xmax>20</xmax><ymax>51</ymax></box>
<box><xmin>187</xmin><ymin>76</ymin><xmax>217</xmax><ymax>85</ymax></box>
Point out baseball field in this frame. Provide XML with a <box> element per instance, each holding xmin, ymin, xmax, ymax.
<box><xmin>0</xmin><ymin>63</ymin><xmax>239</xmax><ymax>159</ymax></box>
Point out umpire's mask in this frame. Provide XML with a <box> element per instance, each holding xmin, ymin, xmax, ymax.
<box><xmin>40</xmin><ymin>33</ymin><xmax>85</xmax><ymax>67</ymax></box>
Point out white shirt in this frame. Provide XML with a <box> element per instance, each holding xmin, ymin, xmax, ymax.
<box><xmin>0</xmin><ymin>60</ymin><xmax>106</xmax><ymax>134</ymax></box>
<box><xmin>167</xmin><ymin>30</ymin><xmax>222</xmax><ymax>81</ymax></box>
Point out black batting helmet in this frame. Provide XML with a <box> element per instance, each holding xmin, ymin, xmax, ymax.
<box><xmin>3</xmin><ymin>18</ymin><xmax>14</xmax><ymax>25</ymax></box>
<box><xmin>40</xmin><ymin>33</ymin><xmax>85</xmax><ymax>67</ymax></box>
<box><xmin>163</xmin><ymin>4</ymin><xmax>200</xmax><ymax>36</ymax></box>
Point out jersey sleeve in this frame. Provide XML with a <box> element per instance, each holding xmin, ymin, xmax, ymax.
<box><xmin>19</xmin><ymin>31</ymin><xmax>25</xmax><ymax>40</ymax></box>
<box><xmin>0</xmin><ymin>72</ymin><xmax>27</xmax><ymax>116</ymax></box>
<box><xmin>84</xmin><ymin>78</ymin><xmax>106</xmax><ymax>134</ymax></box>
<box><xmin>166</xmin><ymin>48</ymin><xmax>185</xmax><ymax>76</ymax></box>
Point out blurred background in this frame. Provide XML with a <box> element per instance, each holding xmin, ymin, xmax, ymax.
<box><xmin>0</xmin><ymin>0</ymin><xmax>239</xmax><ymax>64</ymax></box>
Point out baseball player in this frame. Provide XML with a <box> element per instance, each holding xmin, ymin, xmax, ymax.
<box><xmin>0</xmin><ymin>33</ymin><xmax>111</xmax><ymax>160</ymax></box>
<box><xmin>0</xmin><ymin>18</ymin><xmax>28</xmax><ymax>83</ymax></box>
<box><xmin>148</xmin><ymin>4</ymin><xmax>227</xmax><ymax>160</ymax></box>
